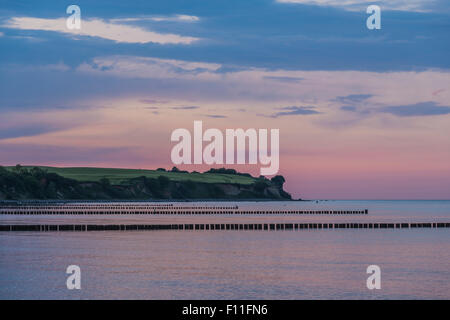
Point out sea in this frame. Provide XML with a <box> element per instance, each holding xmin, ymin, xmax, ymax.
<box><xmin>0</xmin><ymin>200</ymin><xmax>449</xmax><ymax>299</ymax></box>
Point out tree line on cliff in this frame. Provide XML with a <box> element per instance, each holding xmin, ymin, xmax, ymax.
<box><xmin>0</xmin><ymin>165</ymin><xmax>292</xmax><ymax>200</ymax></box>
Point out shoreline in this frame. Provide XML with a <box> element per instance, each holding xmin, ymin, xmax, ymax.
<box><xmin>0</xmin><ymin>198</ymin><xmax>305</xmax><ymax>204</ymax></box>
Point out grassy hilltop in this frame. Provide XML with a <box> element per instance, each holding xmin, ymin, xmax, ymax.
<box><xmin>9</xmin><ymin>166</ymin><xmax>257</xmax><ymax>185</ymax></box>
<box><xmin>0</xmin><ymin>165</ymin><xmax>292</xmax><ymax>201</ymax></box>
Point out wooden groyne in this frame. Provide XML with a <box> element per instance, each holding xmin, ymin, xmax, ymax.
<box><xmin>0</xmin><ymin>204</ymin><xmax>368</xmax><ymax>215</ymax></box>
<box><xmin>1</xmin><ymin>222</ymin><xmax>449</xmax><ymax>232</ymax></box>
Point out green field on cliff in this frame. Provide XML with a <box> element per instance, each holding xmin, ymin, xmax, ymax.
<box><xmin>5</xmin><ymin>166</ymin><xmax>257</xmax><ymax>185</ymax></box>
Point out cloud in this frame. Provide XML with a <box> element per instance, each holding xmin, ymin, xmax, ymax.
<box><xmin>203</xmin><ymin>114</ymin><xmax>227</xmax><ymax>118</ymax></box>
<box><xmin>0</xmin><ymin>31</ymin><xmax>4</xmax><ymax>37</ymax></box>
<box><xmin>335</xmin><ymin>94</ymin><xmax>373</xmax><ymax>115</ymax></box>
<box><xmin>111</xmin><ymin>15</ymin><xmax>200</xmax><ymax>23</ymax></box>
<box><xmin>3</xmin><ymin>53</ymin><xmax>450</xmax><ymax>117</ymax></box>
<box><xmin>380</xmin><ymin>101</ymin><xmax>450</xmax><ymax>117</ymax></box>
<box><xmin>140</xmin><ymin>99</ymin><xmax>169</xmax><ymax>104</ymax></box>
<box><xmin>338</xmin><ymin>101</ymin><xmax>450</xmax><ymax>118</ymax></box>
<box><xmin>3</xmin><ymin>17</ymin><xmax>199</xmax><ymax>44</ymax></box>
<box><xmin>276</xmin><ymin>0</ymin><xmax>439</xmax><ymax>12</ymax></box>
<box><xmin>263</xmin><ymin>76</ymin><xmax>304</xmax><ymax>83</ymax></box>
<box><xmin>73</xmin><ymin>56</ymin><xmax>450</xmax><ymax>106</ymax></box>
<box><xmin>149</xmin><ymin>15</ymin><xmax>200</xmax><ymax>22</ymax></box>
<box><xmin>171</xmin><ymin>106</ymin><xmax>200</xmax><ymax>110</ymax></box>
<box><xmin>77</xmin><ymin>56</ymin><xmax>221</xmax><ymax>79</ymax></box>
<box><xmin>335</xmin><ymin>94</ymin><xmax>373</xmax><ymax>104</ymax></box>
<box><xmin>1</xmin><ymin>1</ymin><xmax>449</xmax><ymax>73</ymax></box>
<box><xmin>340</xmin><ymin>105</ymin><xmax>357</xmax><ymax>111</ymax></box>
<box><xmin>269</xmin><ymin>106</ymin><xmax>321</xmax><ymax>118</ymax></box>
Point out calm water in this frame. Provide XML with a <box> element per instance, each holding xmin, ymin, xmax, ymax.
<box><xmin>1</xmin><ymin>200</ymin><xmax>450</xmax><ymax>299</ymax></box>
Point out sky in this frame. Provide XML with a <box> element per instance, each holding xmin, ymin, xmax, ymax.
<box><xmin>0</xmin><ymin>0</ymin><xmax>449</xmax><ymax>199</ymax></box>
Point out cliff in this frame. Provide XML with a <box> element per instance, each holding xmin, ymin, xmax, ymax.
<box><xmin>0</xmin><ymin>165</ymin><xmax>292</xmax><ymax>200</ymax></box>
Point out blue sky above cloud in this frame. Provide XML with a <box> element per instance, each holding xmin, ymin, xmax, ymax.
<box><xmin>1</xmin><ymin>0</ymin><xmax>449</xmax><ymax>71</ymax></box>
